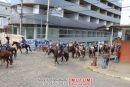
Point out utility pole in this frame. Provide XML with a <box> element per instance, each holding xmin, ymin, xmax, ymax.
<box><xmin>45</xmin><ymin>0</ymin><xmax>50</xmax><ymax>40</ymax></box>
<box><xmin>20</xmin><ymin>0</ymin><xmax>23</xmax><ymax>35</ymax></box>
<box><xmin>110</xmin><ymin>27</ymin><xmax>114</xmax><ymax>54</ymax></box>
<box><xmin>41</xmin><ymin>17</ymin><xmax>43</xmax><ymax>38</ymax></box>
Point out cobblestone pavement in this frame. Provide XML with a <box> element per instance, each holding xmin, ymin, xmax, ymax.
<box><xmin>0</xmin><ymin>51</ymin><xmax>130</xmax><ymax>87</ymax></box>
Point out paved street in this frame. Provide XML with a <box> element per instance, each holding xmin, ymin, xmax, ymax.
<box><xmin>0</xmin><ymin>51</ymin><xmax>130</xmax><ymax>87</ymax></box>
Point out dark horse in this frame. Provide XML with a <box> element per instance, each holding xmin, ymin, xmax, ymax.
<box><xmin>0</xmin><ymin>50</ymin><xmax>13</xmax><ymax>68</ymax></box>
<box><xmin>68</xmin><ymin>45</ymin><xmax>76</xmax><ymax>58</ymax></box>
<box><xmin>6</xmin><ymin>47</ymin><xmax>17</xmax><ymax>59</ymax></box>
<box><xmin>48</xmin><ymin>47</ymin><xmax>69</xmax><ymax>64</ymax></box>
<box><xmin>12</xmin><ymin>41</ymin><xmax>32</xmax><ymax>54</ymax></box>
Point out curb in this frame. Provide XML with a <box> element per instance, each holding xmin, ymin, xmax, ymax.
<box><xmin>87</xmin><ymin>66</ymin><xmax>130</xmax><ymax>81</ymax></box>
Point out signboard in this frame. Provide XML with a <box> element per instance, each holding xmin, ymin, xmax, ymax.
<box><xmin>50</xmin><ymin>8</ymin><xmax>63</xmax><ymax>17</ymax></box>
<box><xmin>26</xmin><ymin>39</ymin><xmax>49</xmax><ymax>49</ymax></box>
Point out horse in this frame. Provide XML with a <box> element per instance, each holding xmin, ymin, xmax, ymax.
<box><xmin>6</xmin><ymin>47</ymin><xmax>17</xmax><ymax>59</ymax></box>
<box><xmin>68</xmin><ymin>45</ymin><xmax>76</xmax><ymax>58</ymax></box>
<box><xmin>41</xmin><ymin>45</ymin><xmax>49</xmax><ymax>54</ymax></box>
<box><xmin>0</xmin><ymin>50</ymin><xmax>13</xmax><ymax>68</ymax></box>
<box><xmin>48</xmin><ymin>47</ymin><xmax>69</xmax><ymax>64</ymax></box>
<box><xmin>75</xmin><ymin>45</ymin><xmax>86</xmax><ymax>58</ymax></box>
<box><xmin>12</xmin><ymin>41</ymin><xmax>32</xmax><ymax>54</ymax></box>
<box><xmin>88</xmin><ymin>47</ymin><xmax>96</xmax><ymax>58</ymax></box>
<box><xmin>2</xmin><ymin>45</ymin><xmax>17</xmax><ymax>59</ymax></box>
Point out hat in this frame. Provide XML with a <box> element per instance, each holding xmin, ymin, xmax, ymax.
<box><xmin>5</xmin><ymin>36</ymin><xmax>9</xmax><ymax>39</ymax></box>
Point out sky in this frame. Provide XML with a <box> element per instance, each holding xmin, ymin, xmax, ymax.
<box><xmin>121</xmin><ymin>0</ymin><xmax>130</xmax><ymax>25</ymax></box>
<box><xmin>0</xmin><ymin>0</ymin><xmax>10</xmax><ymax>3</ymax></box>
<box><xmin>0</xmin><ymin>0</ymin><xmax>130</xmax><ymax>25</ymax></box>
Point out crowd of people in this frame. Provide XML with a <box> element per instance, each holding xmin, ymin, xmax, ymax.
<box><xmin>0</xmin><ymin>36</ymin><xmax>121</xmax><ymax>68</ymax></box>
<box><xmin>41</xmin><ymin>40</ymin><xmax>121</xmax><ymax>67</ymax></box>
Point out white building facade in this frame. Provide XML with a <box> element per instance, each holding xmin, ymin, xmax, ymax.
<box><xmin>10</xmin><ymin>0</ymin><xmax>121</xmax><ymax>44</ymax></box>
<box><xmin>0</xmin><ymin>1</ymin><xmax>11</xmax><ymax>32</ymax></box>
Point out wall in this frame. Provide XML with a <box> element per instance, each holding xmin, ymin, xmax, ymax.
<box><xmin>120</xmin><ymin>41</ymin><xmax>130</xmax><ymax>62</ymax></box>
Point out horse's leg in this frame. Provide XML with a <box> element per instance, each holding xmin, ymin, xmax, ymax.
<box><xmin>6</xmin><ymin>58</ymin><xmax>9</xmax><ymax>68</ymax></box>
<box><xmin>28</xmin><ymin>45</ymin><xmax>32</xmax><ymax>52</ymax></box>
<box><xmin>64</xmin><ymin>53</ymin><xmax>69</xmax><ymax>62</ymax></box>
<box><xmin>18</xmin><ymin>47</ymin><xmax>22</xmax><ymax>54</ymax></box>
<box><xmin>0</xmin><ymin>59</ymin><xmax>3</xmax><ymax>66</ymax></box>
<box><xmin>72</xmin><ymin>52</ymin><xmax>74</xmax><ymax>58</ymax></box>
<box><xmin>14</xmin><ymin>49</ymin><xmax>17</xmax><ymax>59</ymax></box>
<box><xmin>55</xmin><ymin>57</ymin><xmax>59</xmax><ymax>64</ymax></box>
<box><xmin>83</xmin><ymin>51</ymin><xmax>85</xmax><ymax>58</ymax></box>
<box><xmin>9</xmin><ymin>55</ymin><xmax>13</xmax><ymax>65</ymax></box>
<box><xmin>25</xmin><ymin>48</ymin><xmax>28</xmax><ymax>54</ymax></box>
<box><xmin>45</xmin><ymin>50</ymin><xmax>48</xmax><ymax>55</ymax></box>
<box><xmin>61</xmin><ymin>56</ymin><xmax>64</xmax><ymax>62</ymax></box>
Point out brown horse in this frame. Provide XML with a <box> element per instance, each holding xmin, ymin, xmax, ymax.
<box><xmin>41</xmin><ymin>45</ymin><xmax>49</xmax><ymax>54</ymax></box>
<box><xmin>0</xmin><ymin>50</ymin><xmax>13</xmax><ymax>68</ymax></box>
<box><xmin>12</xmin><ymin>41</ymin><xmax>32</xmax><ymax>54</ymax></box>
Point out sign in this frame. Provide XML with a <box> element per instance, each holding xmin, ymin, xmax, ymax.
<box><xmin>50</xmin><ymin>8</ymin><xmax>63</xmax><ymax>17</ymax></box>
<box><xmin>26</xmin><ymin>39</ymin><xmax>49</xmax><ymax>48</ymax></box>
<box><xmin>69</xmin><ymin>78</ymin><xmax>92</xmax><ymax>86</ymax></box>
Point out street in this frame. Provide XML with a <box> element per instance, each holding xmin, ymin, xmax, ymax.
<box><xmin>0</xmin><ymin>51</ymin><xmax>130</xmax><ymax>87</ymax></box>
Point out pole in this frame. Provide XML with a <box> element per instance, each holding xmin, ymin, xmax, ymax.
<box><xmin>108</xmin><ymin>27</ymin><xmax>113</xmax><ymax>70</ymax></box>
<box><xmin>45</xmin><ymin>0</ymin><xmax>50</xmax><ymax>40</ymax></box>
<box><xmin>110</xmin><ymin>28</ymin><xmax>113</xmax><ymax>54</ymax></box>
<box><xmin>20</xmin><ymin>0</ymin><xmax>23</xmax><ymax>35</ymax></box>
<box><xmin>41</xmin><ymin>17</ymin><xmax>43</xmax><ymax>38</ymax></box>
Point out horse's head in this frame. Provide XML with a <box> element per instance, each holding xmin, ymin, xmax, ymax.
<box><xmin>12</xmin><ymin>41</ymin><xmax>15</xmax><ymax>46</ymax></box>
<box><xmin>12</xmin><ymin>41</ymin><xmax>18</xmax><ymax>46</ymax></box>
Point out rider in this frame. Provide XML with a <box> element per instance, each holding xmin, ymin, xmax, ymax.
<box><xmin>48</xmin><ymin>40</ymin><xmax>52</xmax><ymax>49</ymax></box>
<box><xmin>5</xmin><ymin>36</ymin><xmax>10</xmax><ymax>49</ymax></box>
<box><xmin>21</xmin><ymin>37</ymin><xmax>27</xmax><ymax>47</ymax></box>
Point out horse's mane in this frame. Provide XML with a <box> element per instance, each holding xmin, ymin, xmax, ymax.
<box><xmin>13</xmin><ymin>41</ymin><xmax>20</xmax><ymax>44</ymax></box>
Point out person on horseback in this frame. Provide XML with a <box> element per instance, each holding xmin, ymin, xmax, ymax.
<box><xmin>5</xmin><ymin>36</ymin><xmax>10</xmax><ymax>49</ymax></box>
<box><xmin>21</xmin><ymin>37</ymin><xmax>27</xmax><ymax>48</ymax></box>
<box><xmin>48</xmin><ymin>40</ymin><xmax>52</xmax><ymax>49</ymax></box>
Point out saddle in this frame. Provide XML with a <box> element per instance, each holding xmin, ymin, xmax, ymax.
<box><xmin>21</xmin><ymin>43</ymin><xmax>27</xmax><ymax>48</ymax></box>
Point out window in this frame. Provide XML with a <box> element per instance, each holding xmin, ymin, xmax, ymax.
<box><xmin>75</xmin><ymin>30</ymin><xmax>81</xmax><ymax>37</ymax></box>
<box><xmin>104</xmin><ymin>32</ymin><xmax>108</xmax><ymax>37</ymax></box>
<box><xmin>92</xmin><ymin>32</ymin><xmax>96</xmax><ymax>37</ymax></box>
<box><xmin>37</xmin><ymin>27</ymin><xmax>45</xmax><ymax>38</ymax></box>
<box><xmin>13</xmin><ymin>27</ymin><xmax>17</xmax><ymax>34</ymax></box>
<box><xmin>97</xmin><ymin>32</ymin><xmax>101</xmax><ymax>37</ymax></box>
<box><xmin>59</xmin><ymin>29</ymin><xmax>67</xmax><ymax>37</ymax></box>
<box><xmin>101</xmin><ymin>32</ymin><xmax>104</xmax><ymax>37</ymax></box>
<box><xmin>88</xmin><ymin>31</ymin><xmax>93</xmax><ymax>37</ymax></box>
<box><xmin>26</xmin><ymin>27</ymin><xmax>34</xmax><ymax>39</ymax></box>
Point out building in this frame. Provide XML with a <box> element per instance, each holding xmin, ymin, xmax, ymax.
<box><xmin>10</xmin><ymin>0</ymin><xmax>122</xmax><ymax>44</ymax></box>
<box><xmin>0</xmin><ymin>1</ymin><xmax>11</xmax><ymax>33</ymax></box>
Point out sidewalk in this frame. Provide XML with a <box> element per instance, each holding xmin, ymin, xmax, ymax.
<box><xmin>85</xmin><ymin>57</ymin><xmax>130</xmax><ymax>81</ymax></box>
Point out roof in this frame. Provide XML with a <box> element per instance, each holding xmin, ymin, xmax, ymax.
<box><xmin>96</xmin><ymin>24</ymin><xmax>129</xmax><ymax>31</ymax></box>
